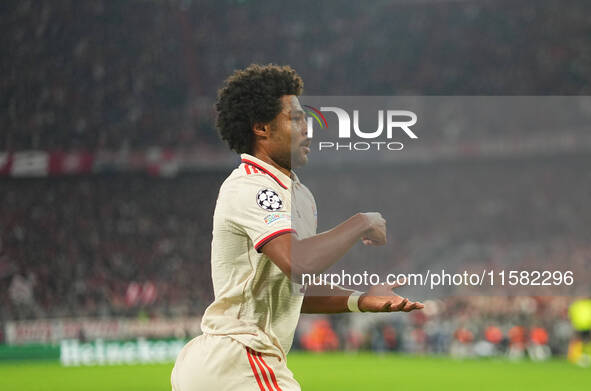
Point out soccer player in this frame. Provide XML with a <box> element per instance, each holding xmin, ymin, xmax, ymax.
<box><xmin>171</xmin><ymin>64</ymin><xmax>424</xmax><ymax>391</ymax></box>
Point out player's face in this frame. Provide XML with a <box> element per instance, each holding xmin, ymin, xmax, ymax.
<box><xmin>270</xmin><ymin>95</ymin><xmax>310</xmax><ymax>169</ymax></box>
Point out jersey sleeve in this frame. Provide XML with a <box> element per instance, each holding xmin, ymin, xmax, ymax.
<box><xmin>224</xmin><ymin>177</ymin><xmax>295</xmax><ymax>252</ymax></box>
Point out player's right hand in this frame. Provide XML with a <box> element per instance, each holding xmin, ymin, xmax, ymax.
<box><xmin>360</xmin><ymin>212</ymin><xmax>387</xmax><ymax>246</ymax></box>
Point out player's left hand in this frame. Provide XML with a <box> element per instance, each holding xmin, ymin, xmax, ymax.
<box><xmin>358</xmin><ymin>282</ymin><xmax>424</xmax><ymax>312</ymax></box>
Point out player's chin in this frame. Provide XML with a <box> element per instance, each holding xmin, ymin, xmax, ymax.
<box><xmin>293</xmin><ymin>151</ymin><xmax>309</xmax><ymax>167</ymax></box>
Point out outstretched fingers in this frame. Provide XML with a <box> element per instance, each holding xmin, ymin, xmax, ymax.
<box><xmin>402</xmin><ymin>300</ymin><xmax>425</xmax><ymax>312</ymax></box>
<box><xmin>388</xmin><ymin>298</ymin><xmax>408</xmax><ymax>312</ymax></box>
<box><xmin>388</xmin><ymin>298</ymin><xmax>425</xmax><ymax>312</ymax></box>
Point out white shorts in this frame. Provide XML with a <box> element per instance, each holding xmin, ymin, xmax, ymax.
<box><xmin>171</xmin><ymin>334</ymin><xmax>301</xmax><ymax>391</ymax></box>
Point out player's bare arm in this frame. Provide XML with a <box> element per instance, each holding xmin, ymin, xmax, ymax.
<box><xmin>261</xmin><ymin>212</ymin><xmax>424</xmax><ymax>314</ymax></box>
<box><xmin>261</xmin><ymin>212</ymin><xmax>387</xmax><ymax>278</ymax></box>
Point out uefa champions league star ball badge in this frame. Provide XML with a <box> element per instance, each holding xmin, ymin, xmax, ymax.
<box><xmin>256</xmin><ymin>189</ymin><xmax>283</xmax><ymax>211</ymax></box>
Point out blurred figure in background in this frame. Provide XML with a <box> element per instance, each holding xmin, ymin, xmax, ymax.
<box><xmin>8</xmin><ymin>270</ymin><xmax>42</xmax><ymax>319</ymax></box>
<box><xmin>300</xmin><ymin>319</ymin><xmax>339</xmax><ymax>352</ymax></box>
<box><xmin>568</xmin><ymin>298</ymin><xmax>591</xmax><ymax>367</ymax></box>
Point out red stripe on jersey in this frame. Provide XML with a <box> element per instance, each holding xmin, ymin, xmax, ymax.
<box><xmin>251</xmin><ymin>349</ymin><xmax>274</xmax><ymax>391</ymax></box>
<box><xmin>254</xmin><ymin>229</ymin><xmax>295</xmax><ymax>252</ymax></box>
<box><xmin>246</xmin><ymin>347</ymin><xmax>266</xmax><ymax>391</ymax></box>
<box><xmin>258</xmin><ymin>352</ymin><xmax>283</xmax><ymax>391</ymax></box>
<box><xmin>245</xmin><ymin>164</ymin><xmax>252</xmax><ymax>175</ymax></box>
<box><xmin>251</xmin><ymin>166</ymin><xmax>259</xmax><ymax>174</ymax></box>
<box><xmin>241</xmin><ymin>159</ymin><xmax>288</xmax><ymax>189</ymax></box>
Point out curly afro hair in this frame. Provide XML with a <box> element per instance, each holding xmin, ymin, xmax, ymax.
<box><xmin>215</xmin><ymin>64</ymin><xmax>304</xmax><ymax>154</ymax></box>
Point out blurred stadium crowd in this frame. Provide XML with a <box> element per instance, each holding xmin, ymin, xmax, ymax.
<box><xmin>1</xmin><ymin>155</ymin><xmax>590</xmax><ymax>356</ymax></box>
<box><xmin>295</xmin><ymin>296</ymin><xmax>574</xmax><ymax>359</ymax></box>
<box><xmin>2</xmin><ymin>0</ymin><xmax>591</xmax><ymax>151</ymax></box>
<box><xmin>1</xmin><ymin>0</ymin><xmax>591</xmax><ymax>359</ymax></box>
<box><xmin>0</xmin><ymin>175</ymin><xmax>220</xmax><ymax>322</ymax></box>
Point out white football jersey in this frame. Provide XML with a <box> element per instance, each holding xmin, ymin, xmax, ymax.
<box><xmin>200</xmin><ymin>153</ymin><xmax>317</xmax><ymax>360</ymax></box>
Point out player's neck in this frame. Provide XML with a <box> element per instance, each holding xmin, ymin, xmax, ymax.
<box><xmin>250</xmin><ymin>151</ymin><xmax>292</xmax><ymax>178</ymax></box>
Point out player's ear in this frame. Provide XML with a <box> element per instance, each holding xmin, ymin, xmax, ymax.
<box><xmin>253</xmin><ymin>122</ymin><xmax>271</xmax><ymax>138</ymax></box>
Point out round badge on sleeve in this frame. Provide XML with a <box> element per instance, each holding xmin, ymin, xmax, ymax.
<box><xmin>256</xmin><ymin>189</ymin><xmax>283</xmax><ymax>211</ymax></box>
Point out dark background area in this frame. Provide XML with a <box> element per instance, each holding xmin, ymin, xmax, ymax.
<box><xmin>1</xmin><ymin>0</ymin><xmax>590</xmax><ymax>356</ymax></box>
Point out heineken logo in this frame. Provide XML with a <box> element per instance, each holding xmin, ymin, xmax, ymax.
<box><xmin>60</xmin><ymin>338</ymin><xmax>185</xmax><ymax>366</ymax></box>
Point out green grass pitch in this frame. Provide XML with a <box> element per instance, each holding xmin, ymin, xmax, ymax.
<box><xmin>1</xmin><ymin>353</ymin><xmax>590</xmax><ymax>391</ymax></box>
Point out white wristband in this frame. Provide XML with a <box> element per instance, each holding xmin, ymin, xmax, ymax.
<box><xmin>347</xmin><ymin>291</ymin><xmax>364</xmax><ymax>312</ymax></box>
